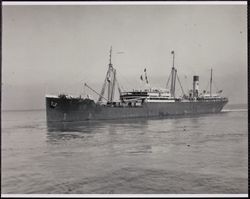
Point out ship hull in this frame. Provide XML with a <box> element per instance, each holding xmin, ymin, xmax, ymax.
<box><xmin>46</xmin><ymin>96</ymin><xmax>228</xmax><ymax>122</ymax></box>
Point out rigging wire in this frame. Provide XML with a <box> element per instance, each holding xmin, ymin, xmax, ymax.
<box><xmin>176</xmin><ymin>74</ymin><xmax>185</xmax><ymax>96</ymax></box>
<box><xmin>205</xmin><ymin>79</ymin><xmax>210</xmax><ymax>93</ymax></box>
<box><xmin>82</xmin><ymin>83</ymin><xmax>86</xmax><ymax>97</ymax></box>
<box><xmin>204</xmin><ymin>71</ymin><xmax>219</xmax><ymax>93</ymax></box>
<box><xmin>213</xmin><ymin>79</ymin><xmax>219</xmax><ymax>92</ymax></box>
<box><xmin>115</xmin><ymin>75</ymin><xmax>123</xmax><ymax>95</ymax></box>
<box><xmin>165</xmin><ymin>72</ymin><xmax>171</xmax><ymax>89</ymax></box>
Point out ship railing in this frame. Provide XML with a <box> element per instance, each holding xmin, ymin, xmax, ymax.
<box><xmin>196</xmin><ymin>97</ymin><xmax>228</xmax><ymax>102</ymax></box>
<box><xmin>103</xmin><ymin>101</ymin><xmax>143</xmax><ymax>108</ymax></box>
<box><xmin>178</xmin><ymin>97</ymin><xmax>227</xmax><ymax>102</ymax></box>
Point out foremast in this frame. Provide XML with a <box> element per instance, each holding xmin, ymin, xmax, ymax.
<box><xmin>98</xmin><ymin>47</ymin><xmax>121</xmax><ymax>104</ymax></box>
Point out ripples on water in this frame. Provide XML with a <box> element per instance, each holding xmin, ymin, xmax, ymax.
<box><xmin>1</xmin><ymin>108</ymin><xmax>248</xmax><ymax>194</ymax></box>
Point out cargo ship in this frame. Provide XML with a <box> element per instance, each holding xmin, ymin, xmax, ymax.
<box><xmin>46</xmin><ymin>48</ymin><xmax>228</xmax><ymax>122</ymax></box>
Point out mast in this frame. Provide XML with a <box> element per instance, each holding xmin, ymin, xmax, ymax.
<box><xmin>110</xmin><ymin>69</ymin><xmax>116</xmax><ymax>102</ymax></box>
<box><xmin>210</xmin><ymin>68</ymin><xmax>212</xmax><ymax>97</ymax></box>
<box><xmin>107</xmin><ymin>46</ymin><xmax>113</xmax><ymax>102</ymax></box>
<box><xmin>109</xmin><ymin>46</ymin><xmax>112</xmax><ymax>66</ymax></box>
<box><xmin>97</xmin><ymin>46</ymin><xmax>117</xmax><ymax>104</ymax></box>
<box><xmin>172</xmin><ymin>50</ymin><xmax>175</xmax><ymax>68</ymax></box>
<box><xmin>170</xmin><ymin>51</ymin><xmax>177</xmax><ymax>98</ymax></box>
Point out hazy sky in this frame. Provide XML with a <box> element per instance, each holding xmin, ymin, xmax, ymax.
<box><xmin>2</xmin><ymin>3</ymin><xmax>247</xmax><ymax>110</ymax></box>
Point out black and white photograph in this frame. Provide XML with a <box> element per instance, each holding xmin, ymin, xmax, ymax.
<box><xmin>1</xmin><ymin>1</ymin><xmax>248</xmax><ymax>197</ymax></box>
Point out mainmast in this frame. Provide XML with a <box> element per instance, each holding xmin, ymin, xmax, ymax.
<box><xmin>107</xmin><ymin>46</ymin><xmax>113</xmax><ymax>102</ymax></box>
<box><xmin>210</xmin><ymin>68</ymin><xmax>213</xmax><ymax>97</ymax></box>
<box><xmin>170</xmin><ymin>51</ymin><xmax>177</xmax><ymax>98</ymax></box>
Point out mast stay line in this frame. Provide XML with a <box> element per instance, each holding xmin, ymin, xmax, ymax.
<box><xmin>84</xmin><ymin>83</ymin><xmax>108</xmax><ymax>102</ymax></box>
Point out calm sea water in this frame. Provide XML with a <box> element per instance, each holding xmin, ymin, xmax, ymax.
<box><xmin>1</xmin><ymin>105</ymin><xmax>248</xmax><ymax>194</ymax></box>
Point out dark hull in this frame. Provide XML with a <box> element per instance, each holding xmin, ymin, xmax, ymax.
<box><xmin>46</xmin><ymin>97</ymin><xmax>228</xmax><ymax>122</ymax></box>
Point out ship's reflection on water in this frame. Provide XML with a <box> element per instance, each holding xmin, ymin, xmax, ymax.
<box><xmin>46</xmin><ymin>118</ymin><xmax>150</xmax><ymax>143</ymax></box>
<box><xmin>46</xmin><ymin>119</ymin><xmax>155</xmax><ymax>143</ymax></box>
<box><xmin>46</xmin><ymin>118</ymin><xmax>150</xmax><ymax>132</ymax></box>
<box><xmin>46</xmin><ymin>112</ymin><xmax>226</xmax><ymax>132</ymax></box>
<box><xmin>45</xmin><ymin>113</ymin><xmax>227</xmax><ymax>144</ymax></box>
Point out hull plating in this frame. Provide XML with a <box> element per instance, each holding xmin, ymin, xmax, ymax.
<box><xmin>46</xmin><ymin>97</ymin><xmax>228</xmax><ymax>122</ymax></box>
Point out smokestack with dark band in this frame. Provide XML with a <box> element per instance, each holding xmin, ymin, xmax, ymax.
<box><xmin>193</xmin><ymin>75</ymin><xmax>199</xmax><ymax>98</ymax></box>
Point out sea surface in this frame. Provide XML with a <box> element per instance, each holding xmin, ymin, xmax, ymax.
<box><xmin>1</xmin><ymin>104</ymin><xmax>248</xmax><ymax>194</ymax></box>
